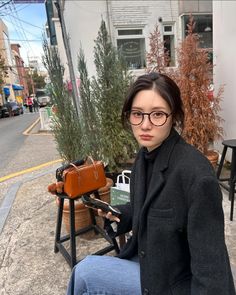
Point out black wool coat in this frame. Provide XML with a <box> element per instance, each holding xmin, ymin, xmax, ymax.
<box><xmin>115</xmin><ymin>129</ymin><xmax>235</xmax><ymax>295</ymax></box>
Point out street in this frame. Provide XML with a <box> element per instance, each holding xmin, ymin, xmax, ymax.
<box><xmin>0</xmin><ymin>112</ymin><xmax>59</xmax><ymax>178</ymax></box>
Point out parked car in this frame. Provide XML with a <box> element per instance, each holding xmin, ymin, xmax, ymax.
<box><xmin>0</xmin><ymin>104</ymin><xmax>9</xmax><ymax>118</ymax></box>
<box><xmin>7</xmin><ymin>101</ymin><xmax>24</xmax><ymax>116</ymax></box>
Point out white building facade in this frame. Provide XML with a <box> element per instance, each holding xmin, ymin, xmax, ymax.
<box><xmin>59</xmin><ymin>0</ymin><xmax>212</xmax><ymax>77</ymax></box>
<box><xmin>213</xmin><ymin>1</ymin><xmax>236</xmax><ymax>159</ymax></box>
<box><xmin>0</xmin><ymin>20</ymin><xmax>20</xmax><ymax>103</ymax></box>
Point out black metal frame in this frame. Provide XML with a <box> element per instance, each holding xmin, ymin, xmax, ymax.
<box><xmin>54</xmin><ymin>191</ymin><xmax>120</xmax><ymax>269</ymax></box>
<box><xmin>217</xmin><ymin>140</ymin><xmax>236</xmax><ymax>221</ymax></box>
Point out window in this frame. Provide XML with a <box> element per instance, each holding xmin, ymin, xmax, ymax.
<box><xmin>182</xmin><ymin>14</ymin><xmax>212</xmax><ymax>49</ymax></box>
<box><xmin>163</xmin><ymin>24</ymin><xmax>175</xmax><ymax>67</ymax></box>
<box><xmin>116</xmin><ymin>28</ymin><xmax>146</xmax><ymax>70</ymax></box>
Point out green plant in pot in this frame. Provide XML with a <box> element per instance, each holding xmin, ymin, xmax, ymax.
<box><xmin>43</xmin><ymin>40</ymin><xmax>85</xmax><ymax>163</ymax></box>
<box><xmin>78</xmin><ymin>20</ymin><xmax>137</xmax><ymax>180</ymax></box>
<box><xmin>43</xmin><ymin>38</ymin><xmax>122</xmax><ymax>234</ymax></box>
<box><xmin>43</xmin><ymin>41</ymin><xmax>111</xmax><ymax>236</ymax></box>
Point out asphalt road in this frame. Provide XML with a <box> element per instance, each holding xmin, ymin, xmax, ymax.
<box><xmin>0</xmin><ymin>112</ymin><xmax>60</xmax><ymax>178</ymax></box>
<box><xmin>0</xmin><ymin>112</ymin><xmax>38</xmax><ymax>169</ymax></box>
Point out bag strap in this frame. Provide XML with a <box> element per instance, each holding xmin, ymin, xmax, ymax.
<box><xmin>69</xmin><ymin>159</ymin><xmax>99</xmax><ymax>180</ymax></box>
<box><xmin>69</xmin><ymin>163</ymin><xmax>81</xmax><ymax>172</ymax></box>
<box><xmin>86</xmin><ymin>155</ymin><xmax>95</xmax><ymax>165</ymax></box>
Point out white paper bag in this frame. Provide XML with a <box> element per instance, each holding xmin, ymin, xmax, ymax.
<box><xmin>110</xmin><ymin>170</ymin><xmax>131</xmax><ymax>205</ymax></box>
<box><xmin>116</xmin><ymin>170</ymin><xmax>131</xmax><ymax>192</ymax></box>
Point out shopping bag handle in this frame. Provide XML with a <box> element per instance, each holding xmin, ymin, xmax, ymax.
<box><xmin>116</xmin><ymin>174</ymin><xmax>130</xmax><ymax>184</ymax></box>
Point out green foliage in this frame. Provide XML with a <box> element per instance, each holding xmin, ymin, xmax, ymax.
<box><xmin>78</xmin><ymin>20</ymin><xmax>137</xmax><ymax>171</ymax></box>
<box><xmin>78</xmin><ymin>48</ymin><xmax>102</xmax><ymax>159</ymax></box>
<box><xmin>32</xmin><ymin>70</ymin><xmax>46</xmax><ymax>89</ymax></box>
<box><xmin>26</xmin><ymin>69</ymin><xmax>46</xmax><ymax>95</ymax></box>
<box><xmin>43</xmin><ymin>40</ymin><xmax>85</xmax><ymax>163</ymax></box>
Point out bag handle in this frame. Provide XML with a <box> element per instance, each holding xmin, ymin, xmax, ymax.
<box><xmin>86</xmin><ymin>155</ymin><xmax>95</xmax><ymax>165</ymax></box>
<box><xmin>117</xmin><ymin>174</ymin><xmax>130</xmax><ymax>184</ymax></box>
<box><xmin>69</xmin><ymin>157</ymin><xmax>99</xmax><ymax>180</ymax></box>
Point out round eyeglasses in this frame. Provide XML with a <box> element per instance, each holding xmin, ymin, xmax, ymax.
<box><xmin>128</xmin><ymin>110</ymin><xmax>172</xmax><ymax>127</ymax></box>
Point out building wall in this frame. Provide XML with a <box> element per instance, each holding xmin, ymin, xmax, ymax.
<box><xmin>45</xmin><ymin>0</ymin><xmax>71</xmax><ymax>82</ymax></box>
<box><xmin>179</xmin><ymin>0</ymin><xmax>212</xmax><ymax>14</ymax></box>
<box><xmin>213</xmin><ymin>1</ymin><xmax>236</xmax><ymax>160</ymax></box>
<box><xmin>63</xmin><ymin>0</ymin><xmax>108</xmax><ymax>77</ymax></box>
<box><xmin>53</xmin><ymin>18</ymin><xmax>70</xmax><ymax>81</ymax></box>
<box><xmin>11</xmin><ymin>44</ymin><xmax>29</xmax><ymax>99</ymax></box>
<box><xmin>63</xmin><ymin>0</ymin><xmax>179</xmax><ymax>77</ymax></box>
<box><xmin>0</xmin><ymin>20</ymin><xmax>18</xmax><ymax>103</ymax></box>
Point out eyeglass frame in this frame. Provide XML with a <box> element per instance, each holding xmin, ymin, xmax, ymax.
<box><xmin>126</xmin><ymin>110</ymin><xmax>172</xmax><ymax>127</ymax></box>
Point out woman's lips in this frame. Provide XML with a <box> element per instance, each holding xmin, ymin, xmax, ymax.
<box><xmin>140</xmin><ymin>135</ymin><xmax>153</xmax><ymax>141</ymax></box>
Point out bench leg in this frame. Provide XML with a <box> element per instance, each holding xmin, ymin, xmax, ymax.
<box><xmin>69</xmin><ymin>199</ymin><xmax>77</xmax><ymax>269</ymax></box>
<box><xmin>217</xmin><ymin>146</ymin><xmax>227</xmax><ymax>179</ymax></box>
<box><xmin>54</xmin><ymin>197</ymin><xmax>64</xmax><ymax>253</ymax></box>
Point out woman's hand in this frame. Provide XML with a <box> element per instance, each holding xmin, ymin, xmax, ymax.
<box><xmin>97</xmin><ymin>209</ymin><xmax>120</xmax><ymax>223</ymax></box>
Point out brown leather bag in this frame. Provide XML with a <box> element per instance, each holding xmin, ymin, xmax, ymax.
<box><xmin>63</xmin><ymin>157</ymin><xmax>106</xmax><ymax>198</ymax></box>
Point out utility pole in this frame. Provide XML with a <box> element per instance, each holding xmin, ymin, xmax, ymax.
<box><xmin>27</xmin><ymin>52</ymin><xmax>35</xmax><ymax>96</ymax></box>
<box><xmin>55</xmin><ymin>0</ymin><xmax>80</xmax><ymax>115</ymax></box>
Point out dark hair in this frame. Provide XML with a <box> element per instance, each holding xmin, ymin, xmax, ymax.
<box><xmin>121</xmin><ymin>72</ymin><xmax>184</xmax><ymax>130</ymax></box>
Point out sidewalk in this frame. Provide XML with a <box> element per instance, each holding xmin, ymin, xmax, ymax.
<box><xmin>0</xmin><ymin>166</ymin><xmax>115</xmax><ymax>295</ymax></box>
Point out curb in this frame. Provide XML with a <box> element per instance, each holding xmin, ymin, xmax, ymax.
<box><xmin>23</xmin><ymin>117</ymin><xmax>40</xmax><ymax>135</ymax></box>
<box><xmin>0</xmin><ymin>164</ymin><xmax>61</xmax><ymax>235</ymax></box>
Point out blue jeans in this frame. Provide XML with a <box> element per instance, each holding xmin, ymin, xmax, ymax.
<box><xmin>66</xmin><ymin>255</ymin><xmax>141</xmax><ymax>295</ymax></box>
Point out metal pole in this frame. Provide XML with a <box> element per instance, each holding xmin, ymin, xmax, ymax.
<box><xmin>29</xmin><ymin>68</ymin><xmax>35</xmax><ymax>95</ymax></box>
<box><xmin>27</xmin><ymin>52</ymin><xmax>35</xmax><ymax>95</ymax></box>
<box><xmin>55</xmin><ymin>0</ymin><xmax>80</xmax><ymax>115</ymax></box>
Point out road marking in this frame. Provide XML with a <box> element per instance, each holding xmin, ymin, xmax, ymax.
<box><xmin>23</xmin><ymin>117</ymin><xmax>40</xmax><ymax>135</ymax></box>
<box><xmin>0</xmin><ymin>159</ymin><xmax>62</xmax><ymax>183</ymax></box>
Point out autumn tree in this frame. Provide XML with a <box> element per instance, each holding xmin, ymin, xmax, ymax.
<box><xmin>173</xmin><ymin>16</ymin><xmax>223</xmax><ymax>155</ymax></box>
<box><xmin>146</xmin><ymin>24</ymin><xmax>170</xmax><ymax>73</ymax></box>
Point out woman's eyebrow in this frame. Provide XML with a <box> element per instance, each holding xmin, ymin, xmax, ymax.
<box><xmin>131</xmin><ymin>106</ymin><xmax>167</xmax><ymax>111</ymax></box>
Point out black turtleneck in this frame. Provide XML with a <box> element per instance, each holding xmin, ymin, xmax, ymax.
<box><xmin>144</xmin><ymin>146</ymin><xmax>161</xmax><ymax>192</ymax></box>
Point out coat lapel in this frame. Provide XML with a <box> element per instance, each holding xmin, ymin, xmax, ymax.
<box><xmin>140</xmin><ymin>129</ymin><xmax>180</xmax><ymax>219</ymax></box>
<box><xmin>132</xmin><ymin>149</ymin><xmax>147</xmax><ymax>231</ymax></box>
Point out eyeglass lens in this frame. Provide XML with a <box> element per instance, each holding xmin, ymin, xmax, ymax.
<box><xmin>129</xmin><ymin>110</ymin><xmax>169</xmax><ymax>126</ymax></box>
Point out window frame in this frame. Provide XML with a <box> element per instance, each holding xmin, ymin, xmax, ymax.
<box><xmin>162</xmin><ymin>22</ymin><xmax>176</xmax><ymax>67</ymax></box>
<box><xmin>116</xmin><ymin>27</ymin><xmax>146</xmax><ymax>70</ymax></box>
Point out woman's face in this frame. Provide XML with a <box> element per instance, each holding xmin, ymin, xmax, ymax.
<box><xmin>130</xmin><ymin>89</ymin><xmax>173</xmax><ymax>151</ymax></box>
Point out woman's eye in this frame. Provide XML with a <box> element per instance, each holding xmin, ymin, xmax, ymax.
<box><xmin>152</xmin><ymin>112</ymin><xmax>164</xmax><ymax>118</ymax></box>
<box><xmin>132</xmin><ymin>111</ymin><xmax>142</xmax><ymax>117</ymax></box>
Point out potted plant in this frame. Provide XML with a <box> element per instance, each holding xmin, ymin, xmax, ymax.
<box><xmin>42</xmin><ymin>40</ymin><xmax>85</xmax><ymax>163</ymax></box>
<box><xmin>146</xmin><ymin>17</ymin><xmax>224</xmax><ymax>167</ymax></box>
<box><xmin>43</xmin><ymin>41</ymin><xmax>113</xmax><ymax>235</ymax></box>
<box><xmin>78</xmin><ymin>20</ymin><xmax>137</xmax><ymax>177</ymax></box>
<box><xmin>173</xmin><ymin>16</ymin><xmax>223</xmax><ymax>166</ymax></box>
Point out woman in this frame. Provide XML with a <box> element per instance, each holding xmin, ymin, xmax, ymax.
<box><xmin>66</xmin><ymin>73</ymin><xmax>235</xmax><ymax>295</ymax></box>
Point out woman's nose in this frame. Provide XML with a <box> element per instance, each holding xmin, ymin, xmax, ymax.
<box><xmin>141</xmin><ymin>115</ymin><xmax>152</xmax><ymax>129</ymax></box>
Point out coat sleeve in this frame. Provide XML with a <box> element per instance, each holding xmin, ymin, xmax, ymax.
<box><xmin>187</xmin><ymin>175</ymin><xmax>235</xmax><ymax>295</ymax></box>
<box><xmin>104</xmin><ymin>203</ymin><xmax>133</xmax><ymax>238</ymax></box>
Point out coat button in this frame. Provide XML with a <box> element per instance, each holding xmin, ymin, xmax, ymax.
<box><xmin>139</xmin><ymin>250</ymin><xmax>145</xmax><ymax>258</ymax></box>
<box><xmin>143</xmin><ymin>288</ymin><xmax>149</xmax><ymax>294</ymax></box>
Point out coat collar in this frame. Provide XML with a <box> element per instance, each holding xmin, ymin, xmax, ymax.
<box><xmin>133</xmin><ymin>128</ymin><xmax>181</xmax><ymax>229</ymax></box>
<box><xmin>137</xmin><ymin>128</ymin><xmax>181</xmax><ymax>173</ymax></box>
